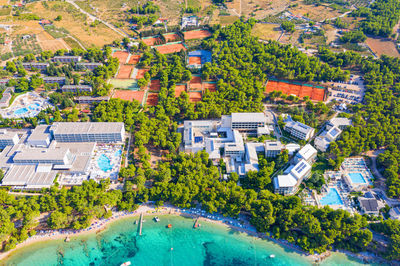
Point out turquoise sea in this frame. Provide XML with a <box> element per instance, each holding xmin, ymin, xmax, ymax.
<box><xmin>3</xmin><ymin>215</ymin><xmax>372</xmax><ymax>266</ymax></box>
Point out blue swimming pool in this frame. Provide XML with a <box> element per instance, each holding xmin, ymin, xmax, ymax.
<box><xmin>14</xmin><ymin>107</ymin><xmax>28</xmax><ymax>115</ymax></box>
<box><xmin>320</xmin><ymin>188</ymin><xmax>344</xmax><ymax>206</ymax></box>
<box><xmin>115</xmin><ymin>149</ymin><xmax>122</xmax><ymax>157</ymax></box>
<box><xmin>97</xmin><ymin>154</ymin><xmax>113</xmax><ymax>172</ymax></box>
<box><xmin>28</xmin><ymin>103</ymin><xmax>41</xmax><ymax>110</ymax></box>
<box><xmin>348</xmin><ymin>172</ymin><xmax>367</xmax><ymax>184</ymax></box>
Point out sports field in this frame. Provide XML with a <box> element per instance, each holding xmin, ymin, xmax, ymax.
<box><xmin>109</xmin><ymin>79</ymin><xmax>138</xmax><ymax>90</ymax></box>
<box><xmin>155</xmin><ymin>43</ymin><xmax>187</xmax><ymax>54</ymax></box>
<box><xmin>174</xmin><ymin>85</ymin><xmax>186</xmax><ymax>97</ymax></box>
<box><xmin>265</xmin><ymin>80</ymin><xmax>325</xmax><ymax>101</ymax></box>
<box><xmin>113</xmin><ymin>51</ymin><xmax>129</xmax><ymax>64</ymax></box>
<box><xmin>113</xmin><ymin>90</ymin><xmax>145</xmax><ymax>103</ymax></box>
<box><xmin>203</xmin><ymin>83</ymin><xmax>217</xmax><ymax>92</ymax></box>
<box><xmin>146</xmin><ymin>93</ymin><xmax>159</xmax><ymax>106</ymax></box>
<box><xmin>142</xmin><ymin>37</ymin><xmax>162</xmax><ymax>46</ymax></box>
<box><xmin>189</xmin><ymin>92</ymin><xmax>202</xmax><ymax>102</ymax></box>
<box><xmin>127</xmin><ymin>54</ymin><xmax>141</xmax><ymax>65</ymax></box>
<box><xmin>116</xmin><ymin>65</ymin><xmax>133</xmax><ymax>79</ymax></box>
<box><xmin>164</xmin><ymin>33</ymin><xmax>180</xmax><ymax>42</ymax></box>
<box><xmin>149</xmin><ymin>79</ymin><xmax>161</xmax><ymax>92</ymax></box>
<box><xmin>136</xmin><ymin>69</ymin><xmax>149</xmax><ymax>79</ymax></box>
<box><xmin>190</xmin><ymin>76</ymin><xmax>202</xmax><ymax>90</ymax></box>
<box><xmin>189</xmin><ymin>56</ymin><xmax>202</xmax><ymax>65</ymax></box>
<box><xmin>183</xmin><ymin>30</ymin><xmax>212</xmax><ymax>40</ymax></box>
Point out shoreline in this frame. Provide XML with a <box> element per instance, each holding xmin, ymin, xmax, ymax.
<box><xmin>0</xmin><ymin>205</ymin><xmax>380</xmax><ymax>264</ymax></box>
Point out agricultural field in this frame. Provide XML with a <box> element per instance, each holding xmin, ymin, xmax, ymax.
<box><xmin>366</xmin><ymin>37</ymin><xmax>400</xmax><ymax>58</ymax></box>
<box><xmin>36</xmin><ymin>31</ymin><xmax>69</xmax><ymax>52</ymax></box>
<box><xmin>26</xmin><ymin>1</ymin><xmax>122</xmax><ymax>48</ymax></box>
<box><xmin>288</xmin><ymin>3</ymin><xmax>343</xmax><ymax>22</ymax></box>
<box><xmin>323</xmin><ymin>24</ymin><xmax>338</xmax><ymax>44</ymax></box>
<box><xmin>251</xmin><ymin>23</ymin><xmax>281</xmax><ymax>41</ymax></box>
<box><xmin>226</xmin><ymin>0</ymin><xmax>292</xmax><ymax>19</ymax></box>
<box><xmin>0</xmin><ymin>6</ymin><xmax>11</xmax><ymax>16</ymax></box>
<box><xmin>12</xmin><ymin>34</ymin><xmax>42</xmax><ymax>57</ymax></box>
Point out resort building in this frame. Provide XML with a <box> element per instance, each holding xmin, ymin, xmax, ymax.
<box><xmin>359</xmin><ymin>198</ymin><xmax>381</xmax><ymax>215</ymax></box>
<box><xmin>76</xmin><ymin>62</ymin><xmax>103</xmax><ymax>70</ymax></box>
<box><xmin>62</xmin><ymin>85</ymin><xmax>93</xmax><ymax>94</ymax></box>
<box><xmin>314</xmin><ymin>126</ymin><xmax>341</xmax><ymax>152</ymax></box>
<box><xmin>0</xmin><ymin>87</ymin><xmax>13</xmax><ymax>108</ymax></box>
<box><xmin>43</xmin><ymin>76</ymin><xmax>66</xmax><ymax>85</ymax></box>
<box><xmin>0</xmin><ymin>122</ymin><xmax>125</xmax><ymax>189</ymax></box>
<box><xmin>294</xmin><ymin>144</ymin><xmax>317</xmax><ymax>164</ymax></box>
<box><xmin>265</xmin><ymin>141</ymin><xmax>284</xmax><ymax>158</ymax></box>
<box><xmin>52</xmin><ymin>56</ymin><xmax>82</xmax><ymax>63</ymax></box>
<box><xmin>181</xmin><ymin>16</ymin><xmax>198</xmax><ymax>29</ymax></box>
<box><xmin>76</xmin><ymin>96</ymin><xmax>110</xmax><ymax>104</ymax></box>
<box><xmin>183</xmin><ymin>113</ymin><xmax>274</xmax><ymax>176</ymax></box>
<box><xmin>284</xmin><ymin>121</ymin><xmax>315</xmax><ymax>140</ymax></box>
<box><xmin>21</xmin><ymin>62</ymin><xmax>49</xmax><ymax>70</ymax></box>
<box><xmin>327</xmin><ymin>117</ymin><xmax>352</xmax><ymax>130</ymax></box>
<box><xmin>389</xmin><ymin>206</ymin><xmax>400</xmax><ymax>220</ymax></box>
<box><xmin>273</xmin><ymin>159</ymin><xmax>312</xmax><ymax>195</ymax></box>
<box><xmin>50</xmin><ymin>122</ymin><xmax>125</xmax><ymax>143</ymax></box>
<box><xmin>0</xmin><ymin>129</ymin><xmax>20</xmax><ymax>148</ymax></box>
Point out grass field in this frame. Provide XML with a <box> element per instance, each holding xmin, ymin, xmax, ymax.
<box><xmin>63</xmin><ymin>36</ymin><xmax>84</xmax><ymax>50</ymax></box>
<box><xmin>251</xmin><ymin>23</ymin><xmax>281</xmax><ymax>41</ymax></box>
<box><xmin>219</xmin><ymin>15</ymin><xmax>239</xmax><ymax>26</ymax></box>
<box><xmin>0</xmin><ymin>7</ymin><xmax>11</xmax><ymax>16</ymax></box>
<box><xmin>289</xmin><ymin>3</ymin><xmax>342</xmax><ymax>22</ymax></box>
<box><xmin>27</xmin><ymin>1</ymin><xmax>122</xmax><ymax>48</ymax></box>
<box><xmin>366</xmin><ymin>37</ymin><xmax>400</xmax><ymax>58</ymax></box>
<box><xmin>36</xmin><ymin>31</ymin><xmax>69</xmax><ymax>51</ymax></box>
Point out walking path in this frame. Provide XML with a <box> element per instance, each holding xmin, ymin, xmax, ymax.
<box><xmin>65</xmin><ymin>0</ymin><xmax>129</xmax><ymax>37</ymax></box>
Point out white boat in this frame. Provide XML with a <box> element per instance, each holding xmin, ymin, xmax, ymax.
<box><xmin>121</xmin><ymin>262</ymin><xmax>131</xmax><ymax>266</ymax></box>
<box><xmin>269</xmin><ymin>254</ymin><xmax>275</xmax><ymax>258</ymax></box>
<box><xmin>154</xmin><ymin>216</ymin><xmax>160</xmax><ymax>222</ymax></box>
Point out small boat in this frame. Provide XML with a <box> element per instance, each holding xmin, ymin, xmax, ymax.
<box><xmin>167</xmin><ymin>224</ymin><xmax>172</xmax><ymax>228</ymax></box>
<box><xmin>269</xmin><ymin>254</ymin><xmax>275</xmax><ymax>258</ymax></box>
<box><xmin>64</xmin><ymin>237</ymin><xmax>70</xmax><ymax>242</ymax></box>
<box><xmin>154</xmin><ymin>216</ymin><xmax>160</xmax><ymax>222</ymax></box>
<box><xmin>121</xmin><ymin>262</ymin><xmax>131</xmax><ymax>266</ymax></box>
<box><xmin>134</xmin><ymin>220</ymin><xmax>137</xmax><ymax>225</ymax></box>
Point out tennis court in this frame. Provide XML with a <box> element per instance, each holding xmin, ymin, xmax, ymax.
<box><xmin>136</xmin><ymin>69</ymin><xmax>149</xmax><ymax>79</ymax></box>
<box><xmin>190</xmin><ymin>76</ymin><xmax>202</xmax><ymax>90</ymax></box>
<box><xmin>265</xmin><ymin>80</ymin><xmax>325</xmax><ymax>101</ymax></box>
<box><xmin>116</xmin><ymin>65</ymin><xmax>134</xmax><ymax>79</ymax></box>
<box><xmin>154</xmin><ymin>42</ymin><xmax>187</xmax><ymax>54</ymax></box>
<box><xmin>174</xmin><ymin>85</ymin><xmax>186</xmax><ymax>97</ymax></box>
<box><xmin>164</xmin><ymin>33</ymin><xmax>180</xmax><ymax>42</ymax></box>
<box><xmin>113</xmin><ymin>90</ymin><xmax>145</xmax><ymax>104</ymax></box>
<box><xmin>142</xmin><ymin>37</ymin><xmax>162</xmax><ymax>46</ymax></box>
<box><xmin>189</xmin><ymin>92</ymin><xmax>202</xmax><ymax>102</ymax></box>
<box><xmin>203</xmin><ymin>83</ymin><xmax>217</xmax><ymax>92</ymax></box>
<box><xmin>184</xmin><ymin>30</ymin><xmax>212</xmax><ymax>40</ymax></box>
<box><xmin>109</xmin><ymin>79</ymin><xmax>138</xmax><ymax>90</ymax></box>
<box><xmin>112</xmin><ymin>51</ymin><xmax>129</xmax><ymax>64</ymax></box>
<box><xmin>149</xmin><ymin>79</ymin><xmax>161</xmax><ymax>92</ymax></box>
<box><xmin>189</xmin><ymin>56</ymin><xmax>202</xmax><ymax>65</ymax></box>
<box><xmin>146</xmin><ymin>93</ymin><xmax>159</xmax><ymax>106</ymax></box>
<box><xmin>128</xmin><ymin>55</ymin><xmax>141</xmax><ymax>65</ymax></box>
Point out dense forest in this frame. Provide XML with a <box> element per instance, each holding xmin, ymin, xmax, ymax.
<box><xmin>351</xmin><ymin>0</ymin><xmax>400</xmax><ymax>37</ymax></box>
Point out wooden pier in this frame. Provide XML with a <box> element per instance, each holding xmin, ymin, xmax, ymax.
<box><xmin>139</xmin><ymin>213</ymin><xmax>143</xmax><ymax>236</ymax></box>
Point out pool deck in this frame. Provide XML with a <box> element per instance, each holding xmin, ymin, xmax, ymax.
<box><xmin>0</xmin><ymin>92</ymin><xmax>53</xmax><ymax>119</ymax></box>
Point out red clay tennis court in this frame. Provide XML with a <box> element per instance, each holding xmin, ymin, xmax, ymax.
<box><xmin>116</xmin><ymin>65</ymin><xmax>133</xmax><ymax>79</ymax></box>
<box><xmin>203</xmin><ymin>83</ymin><xmax>217</xmax><ymax>92</ymax></box>
<box><xmin>184</xmin><ymin>30</ymin><xmax>212</xmax><ymax>40</ymax></box>
<box><xmin>189</xmin><ymin>92</ymin><xmax>202</xmax><ymax>102</ymax></box>
<box><xmin>142</xmin><ymin>37</ymin><xmax>162</xmax><ymax>46</ymax></box>
<box><xmin>112</xmin><ymin>51</ymin><xmax>129</xmax><ymax>64</ymax></box>
<box><xmin>149</xmin><ymin>79</ymin><xmax>161</xmax><ymax>92</ymax></box>
<box><xmin>155</xmin><ymin>43</ymin><xmax>187</xmax><ymax>54</ymax></box>
<box><xmin>190</xmin><ymin>76</ymin><xmax>202</xmax><ymax>90</ymax></box>
<box><xmin>136</xmin><ymin>69</ymin><xmax>149</xmax><ymax>79</ymax></box>
<box><xmin>113</xmin><ymin>90</ymin><xmax>145</xmax><ymax>103</ymax></box>
<box><xmin>265</xmin><ymin>80</ymin><xmax>325</xmax><ymax>101</ymax></box>
<box><xmin>164</xmin><ymin>33</ymin><xmax>180</xmax><ymax>42</ymax></box>
<box><xmin>174</xmin><ymin>85</ymin><xmax>186</xmax><ymax>97</ymax></box>
<box><xmin>189</xmin><ymin>56</ymin><xmax>202</xmax><ymax>65</ymax></box>
<box><xmin>146</xmin><ymin>93</ymin><xmax>159</xmax><ymax>106</ymax></box>
<box><xmin>128</xmin><ymin>55</ymin><xmax>141</xmax><ymax>65</ymax></box>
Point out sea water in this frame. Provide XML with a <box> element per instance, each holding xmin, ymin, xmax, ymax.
<box><xmin>3</xmin><ymin>215</ymin><xmax>373</xmax><ymax>266</ymax></box>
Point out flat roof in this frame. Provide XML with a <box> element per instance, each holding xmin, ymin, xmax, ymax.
<box><xmin>297</xmin><ymin>144</ymin><xmax>317</xmax><ymax>161</ymax></box>
<box><xmin>231</xmin><ymin>113</ymin><xmax>265</xmax><ymax>123</ymax></box>
<box><xmin>13</xmin><ymin>147</ymin><xmax>70</xmax><ymax>161</ymax></box>
<box><xmin>0</xmin><ymin>129</ymin><xmax>18</xmax><ymax>140</ymax></box>
<box><xmin>1</xmin><ymin>164</ymin><xmax>56</xmax><ymax>187</ymax></box>
<box><xmin>360</xmin><ymin>199</ymin><xmax>379</xmax><ymax>212</ymax></box>
<box><xmin>51</xmin><ymin>122</ymin><xmax>124</xmax><ymax>135</ymax></box>
<box><xmin>28</xmin><ymin>125</ymin><xmax>50</xmax><ymax>142</ymax></box>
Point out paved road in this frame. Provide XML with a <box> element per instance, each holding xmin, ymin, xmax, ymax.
<box><xmin>65</xmin><ymin>0</ymin><xmax>129</xmax><ymax>37</ymax></box>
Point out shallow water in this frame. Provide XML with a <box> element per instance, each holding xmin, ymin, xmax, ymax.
<box><xmin>3</xmin><ymin>215</ymin><xmax>374</xmax><ymax>266</ymax></box>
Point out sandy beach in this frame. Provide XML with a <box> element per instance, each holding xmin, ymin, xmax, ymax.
<box><xmin>0</xmin><ymin>204</ymin><xmax>380</xmax><ymax>264</ymax></box>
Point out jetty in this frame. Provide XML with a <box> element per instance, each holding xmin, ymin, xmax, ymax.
<box><xmin>193</xmin><ymin>216</ymin><xmax>200</xmax><ymax>229</ymax></box>
<box><xmin>139</xmin><ymin>213</ymin><xmax>143</xmax><ymax>236</ymax></box>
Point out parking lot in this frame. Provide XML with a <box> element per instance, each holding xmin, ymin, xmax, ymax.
<box><xmin>325</xmin><ymin>75</ymin><xmax>365</xmax><ymax>105</ymax></box>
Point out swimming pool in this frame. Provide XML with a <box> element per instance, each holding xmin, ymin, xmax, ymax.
<box><xmin>14</xmin><ymin>107</ymin><xmax>28</xmax><ymax>115</ymax></box>
<box><xmin>320</xmin><ymin>188</ymin><xmax>344</xmax><ymax>206</ymax></box>
<box><xmin>348</xmin><ymin>172</ymin><xmax>367</xmax><ymax>184</ymax></box>
<box><xmin>115</xmin><ymin>149</ymin><xmax>122</xmax><ymax>157</ymax></box>
<box><xmin>28</xmin><ymin>103</ymin><xmax>41</xmax><ymax>110</ymax></box>
<box><xmin>97</xmin><ymin>154</ymin><xmax>113</xmax><ymax>172</ymax></box>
